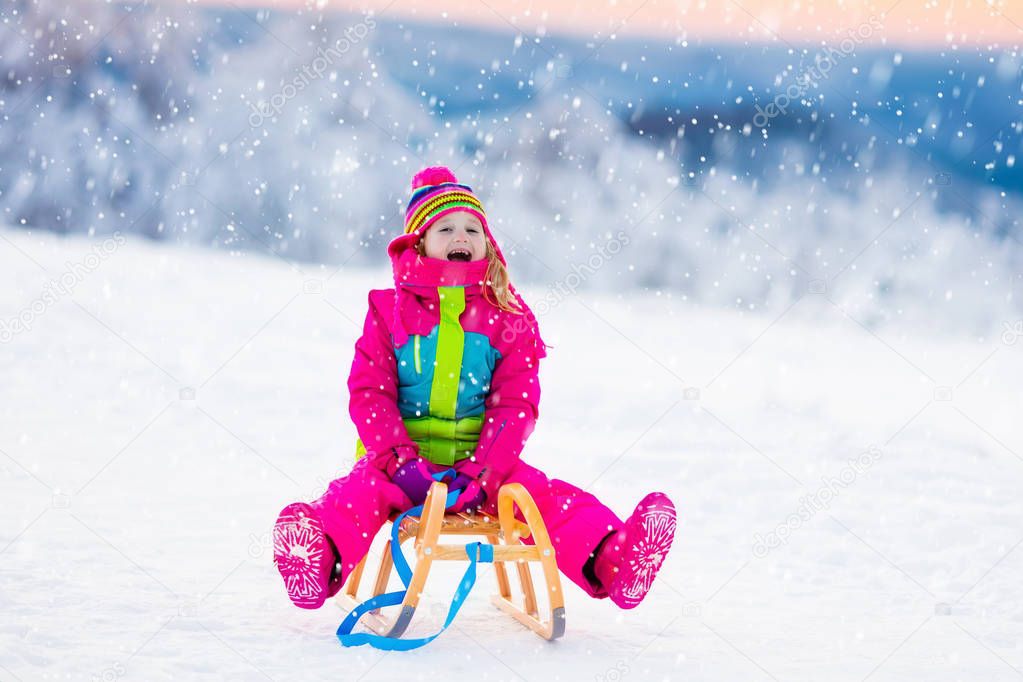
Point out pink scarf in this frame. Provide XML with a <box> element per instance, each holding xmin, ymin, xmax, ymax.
<box><xmin>388</xmin><ymin>247</ymin><xmax>548</xmax><ymax>358</ymax></box>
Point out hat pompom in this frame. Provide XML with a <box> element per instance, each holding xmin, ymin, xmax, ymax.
<box><xmin>412</xmin><ymin>166</ymin><xmax>458</xmax><ymax>190</ymax></box>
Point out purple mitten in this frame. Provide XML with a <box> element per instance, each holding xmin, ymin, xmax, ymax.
<box><xmin>391</xmin><ymin>458</ymin><xmax>436</xmax><ymax>505</ymax></box>
<box><xmin>450</xmin><ymin>480</ymin><xmax>487</xmax><ymax>514</ymax></box>
<box><xmin>448</xmin><ymin>471</ymin><xmax>474</xmax><ymax>493</ymax></box>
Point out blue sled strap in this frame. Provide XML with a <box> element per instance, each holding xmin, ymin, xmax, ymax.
<box><xmin>337</xmin><ymin>469</ymin><xmax>495</xmax><ymax>650</ymax></box>
<box><xmin>336</xmin><ymin>542</ymin><xmax>494</xmax><ymax>651</ymax></box>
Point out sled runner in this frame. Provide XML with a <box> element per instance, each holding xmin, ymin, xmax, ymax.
<box><xmin>335</xmin><ymin>479</ymin><xmax>566</xmax><ymax>643</ymax></box>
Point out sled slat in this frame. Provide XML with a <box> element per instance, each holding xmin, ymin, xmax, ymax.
<box><xmin>426</xmin><ymin>545</ymin><xmax>538</xmax><ymax>561</ymax></box>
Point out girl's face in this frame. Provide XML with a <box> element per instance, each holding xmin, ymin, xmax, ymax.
<box><xmin>420</xmin><ymin>211</ymin><xmax>487</xmax><ymax>262</ymax></box>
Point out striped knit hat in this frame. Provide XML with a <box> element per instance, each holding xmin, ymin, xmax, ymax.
<box><xmin>386</xmin><ymin>166</ymin><xmax>507</xmax><ymax>265</ymax></box>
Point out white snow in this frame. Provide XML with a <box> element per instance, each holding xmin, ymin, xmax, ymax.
<box><xmin>2</xmin><ymin>227</ymin><xmax>1022</xmax><ymax>681</ymax></box>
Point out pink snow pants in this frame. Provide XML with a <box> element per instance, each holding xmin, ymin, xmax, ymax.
<box><xmin>309</xmin><ymin>456</ymin><xmax>624</xmax><ymax>599</ymax></box>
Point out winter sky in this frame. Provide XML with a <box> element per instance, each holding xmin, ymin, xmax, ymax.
<box><xmin>196</xmin><ymin>0</ymin><xmax>1023</xmax><ymax>47</ymax></box>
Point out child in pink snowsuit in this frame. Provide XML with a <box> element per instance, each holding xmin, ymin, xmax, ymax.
<box><xmin>273</xmin><ymin>166</ymin><xmax>677</xmax><ymax>613</ymax></box>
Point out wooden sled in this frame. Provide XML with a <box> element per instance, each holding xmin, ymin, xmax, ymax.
<box><xmin>336</xmin><ymin>481</ymin><xmax>566</xmax><ymax>640</ymax></box>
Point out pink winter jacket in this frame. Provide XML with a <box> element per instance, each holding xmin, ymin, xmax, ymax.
<box><xmin>346</xmin><ymin>248</ymin><xmax>546</xmax><ymax>503</ymax></box>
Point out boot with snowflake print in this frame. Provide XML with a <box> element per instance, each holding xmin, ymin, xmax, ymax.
<box><xmin>594</xmin><ymin>492</ymin><xmax>677</xmax><ymax>609</ymax></box>
<box><xmin>273</xmin><ymin>502</ymin><xmax>344</xmax><ymax>609</ymax></box>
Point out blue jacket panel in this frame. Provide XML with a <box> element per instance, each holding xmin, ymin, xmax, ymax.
<box><xmin>394</xmin><ymin>326</ymin><xmax>502</xmax><ymax>420</ymax></box>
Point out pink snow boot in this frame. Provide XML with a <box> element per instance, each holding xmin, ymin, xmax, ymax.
<box><xmin>273</xmin><ymin>502</ymin><xmax>343</xmax><ymax>609</ymax></box>
<box><xmin>594</xmin><ymin>492</ymin><xmax>677</xmax><ymax>609</ymax></box>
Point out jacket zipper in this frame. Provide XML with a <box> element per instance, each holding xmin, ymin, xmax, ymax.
<box><xmin>413</xmin><ymin>334</ymin><xmax>421</xmax><ymax>374</ymax></box>
<box><xmin>479</xmin><ymin>418</ymin><xmax>507</xmax><ymax>461</ymax></box>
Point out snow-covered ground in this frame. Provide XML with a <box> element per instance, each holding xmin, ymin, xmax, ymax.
<box><xmin>2</xmin><ymin>227</ymin><xmax>1022</xmax><ymax>681</ymax></box>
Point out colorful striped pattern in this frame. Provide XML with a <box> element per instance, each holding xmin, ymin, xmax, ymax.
<box><xmin>403</xmin><ymin>183</ymin><xmax>487</xmax><ymax>236</ymax></box>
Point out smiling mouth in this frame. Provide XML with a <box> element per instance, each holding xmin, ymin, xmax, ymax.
<box><xmin>447</xmin><ymin>249</ymin><xmax>471</xmax><ymax>262</ymax></box>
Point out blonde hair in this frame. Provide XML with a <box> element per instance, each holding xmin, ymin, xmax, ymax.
<box><xmin>482</xmin><ymin>239</ymin><xmax>524</xmax><ymax>315</ymax></box>
<box><xmin>414</xmin><ymin>237</ymin><xmax>524</xmax><ymax>315</ymax></box>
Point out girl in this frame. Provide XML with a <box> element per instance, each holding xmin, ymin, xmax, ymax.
<box><xmin>273</xmin><ymin>166</ymin><xmax>677</xmax><ymax>613</ymax></box>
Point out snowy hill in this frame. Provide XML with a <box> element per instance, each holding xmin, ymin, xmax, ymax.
<box><xmin>2</xmin><ymin>227</ymin><xmax>1022</xmax><ymax>680</ymax></box>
